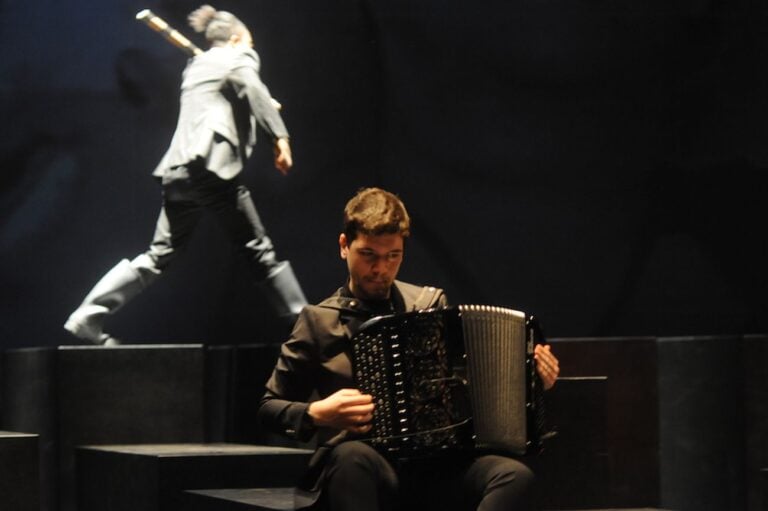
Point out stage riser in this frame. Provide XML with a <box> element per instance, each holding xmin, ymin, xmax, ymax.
<box><xmin>185</xmin><ymin>378</ymin><xmax>612</xmax><ymax>511</ymax></box>
<box><xmin>536</xmin><ymin>377</ymin><xmax>609</xmax><ymax>510</ymax></box>
<box><xmin>550</xmin><ymin>335</ymin><xmax>768</xmax><ymax>511</ymax></box>
<box><xmin>550</xmin><ymin>336</ymin><xmax>660</xmax><ymax>507</ymax></box>
<box><xmin>0</xmin><ymin>432</ymin><xmax>40</xmax><ymax>511</ymax></box>
<box><xmin>184</xmin><ymin>488</ymin><xmax>296</xmax><ymax>511</ymax></box>
<box><xmin>762</xmin><ymin>469</ymin><xmax>768</xmax><ymax>511</ymax></box>
<box><xmin>745</xmin><ymin>337</ymin><xmax>768</xmax><ymax>511</ymax></box>
<box><xmin>0</xmin><ymin>343</ymin><xmax>286</xmax><ymax>511</ymax></box>
<box><xmin>1</xmin><ymin>347</ymin><xmax>58</xmax><ymax>511</ymax></box>
<box><xmin>2</xmin><ymin>337</ymin><xmax>765</xmax><ymax>511</ymax></box>
<box><xmin>183</xmin><ymin>490</ymin><xmax>675</xmax><ymax>511</ymax></box>
<box><xmin>4</xmin><ymin>345</ymin><xmax>210</xmax><ymax>511</ymax></box>
<box><xmin>657</xmin><ymin>336</ymin><xmax>746</xmax><ymax>511</ymax></box>
<box><xmin>224</xmin><ymin>345</ymin><xmax>311</xmax><ymax>448</ymax></box>
<box><xmin>76</xmin><ymin>445</ymin><xmax>312</xmax><ymax>511</ymax></box>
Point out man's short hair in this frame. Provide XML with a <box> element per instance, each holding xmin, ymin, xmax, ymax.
<box><xmin>343</xmin><ymin>187</ymin><xmax>411</xmax><ymax>241</ymax></box>
<box><xmin>188</xmin><ymin>5</ymin><xmax>247</xmax><ymax>45</ymax></box>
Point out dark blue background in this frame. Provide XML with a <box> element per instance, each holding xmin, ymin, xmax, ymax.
<box><xmin>1</xmin><ymin>0</ymin><xmax>766</xmax><ymax>347</ymax></box>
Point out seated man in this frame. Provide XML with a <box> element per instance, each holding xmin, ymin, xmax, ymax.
<box><xmin>257</xmin><ymin>187</ymin><xmax>560</xmax><ymax>511</ymax></box>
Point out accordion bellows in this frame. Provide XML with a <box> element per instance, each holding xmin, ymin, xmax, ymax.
<box><xmin>351</xmin><ymin>305</ymin><xmax>546</xmax><ymax>459</ymax></box>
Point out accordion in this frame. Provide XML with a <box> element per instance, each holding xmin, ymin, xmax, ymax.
<box><xmin>351</xmin><ymin>305</ymin><xmax>551</xmax><ymax>459</ymax></box>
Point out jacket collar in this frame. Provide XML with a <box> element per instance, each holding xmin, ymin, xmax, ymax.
<box><xmin>317</xmin><ymin>281</ymin><xmax>406</xmax><ymax>315</ymax></box>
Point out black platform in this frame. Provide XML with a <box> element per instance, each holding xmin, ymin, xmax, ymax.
<box><xmin>550</xmin><ymin>336</ymin><xmax>661</xmax><ymax>508</ymax></box>
<box><xmin>184</xmin><ymin>488</ymin><xmax>306</xmax><ymax>511</ymax></box>
<box><xmin>183</xmin><ymin>489</ymin><xmax>674</xmax><ymax>511</ymax></box>
<box><xmin>1</xmin><ymin>344</ymin><xmax>222</xmax><ymax>511</ymax></box>
<box><xmin>536</xmin><ymin>376</ymin><xmax>609</xmax><ymax>510</ymax></box>
<box><xmin>551</xmin><ymin>335</ymin><xmax>768</xmax><ymax>511</ymax></box>
<box><xmin>76</xmin><ymin>443</ymin><xmax>312</xmax><ymax>511</ymax></box>
<box><xmin>182</xmin><ymin>490</ymin><xmax>673</xmax><ymax>511</ymax></box>
<box><xmin>657</xmin><ymin>335</ymin><xmax>748</xmax><ymax>511</ymax></box>
<box><xmin>2</xmin><ymin>336</ymin><xmax>764</xmax><ymax>511</ymax></box>
<box><xmin>184</xmin><ymin>376</ymin><xmax>611</xmax><ymax>511</ymax></box>
<box><xmin>0</xmin><ymin>431</ymin><xmax>40</xmax><ymax>511</ymax></box>
<box><xmin>0</xmin><ymin>342</ymin><xmax>291</xmax><ymax>511</ymax></box>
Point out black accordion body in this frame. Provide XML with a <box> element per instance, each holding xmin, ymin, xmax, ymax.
<box><xmin>351</xmin><ymin>305</ymin><xmax>550</xmax><ymax>459</ymax></box>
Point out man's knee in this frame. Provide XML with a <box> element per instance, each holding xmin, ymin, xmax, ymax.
<box><xmin>475</xmin><ymin>456</ymin><xmax>536</xmax><ymax>511</ymax></box>
<box><xmin>327</xmin><ymin>441</ymin><xmax>385</xmax><ymax>473</ymax></box>
<box><xmin>482</xmin><ymin>455</ymin><xmax>535</xmax><ymax>488</ymax></box>
<box><xmin>323</xmin><ymin>442</ymin><xmax>398</xmax><ymax>509</ymax></box>
<box><xmin>325</xmin><ymin>441</ymin><xmax>398</xmax><ymax>490</ymax></box>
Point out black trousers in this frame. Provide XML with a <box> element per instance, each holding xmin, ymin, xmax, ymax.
<box><xmin>146</xmin><ymin>161</ymin><xmax>280</xmax><ymax>280</ymax></box>
<box><xmin>318</xmin><ymin>441</ymin><xmax>535</xmax><ymax>511</ymax></box>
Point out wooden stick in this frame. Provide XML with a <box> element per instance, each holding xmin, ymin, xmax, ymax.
<box><xmin>135</xmin><ymin>9</ymin><xmax>282</xmax><ymax>110</ymax></box>
<box><xmin>136</xmin><ymin>9</ymin><xmax>203</xmax><ymax>57</ymax></box>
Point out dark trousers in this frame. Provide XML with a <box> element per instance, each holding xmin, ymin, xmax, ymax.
<box><xmin>147</xmin><ymin>162</ymin><xmax>280</xmax><ymax>280</ymax></box>
<box><xmin>63</xmin><ymin>161</ymin><xmax>304</xmax><ymax>343</ymax></box>
<box><xmin>319</xmin><ymin>441</ymin><xmax>535</xmax><ymax>511</ymax></box>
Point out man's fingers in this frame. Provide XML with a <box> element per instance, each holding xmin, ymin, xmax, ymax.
<box><xmin>535</xmin><ymin>346</ymin><xmax>558</xmax><ymax>369</ymax></box>
<box><xmin>337</xmin><ymin>391</ymin><xmax>373</xmax><ymax>405</ymax></box>
<box><xmin>348</xmin><ymin>413</ymin><xmax>373</xmax><ymax>424</ymax></box>
<box><xmin>275</xmin><ymin>158</ymin><xmax>291</xmax><ymax>175</ymax></box>
<box><xmin>337</xmin><ymin>388</ymin><xmax>366</xmax><ymax>397</ymax></box>
<box><xmin>350</xmin><ymin>423</ymin><xmax>373</xmax><ymax>434</ymax></box>
<box><xmin>341</xmin><ymin>403</ymin><xmax>375</xmax><ymax>416</ymax></box>
<box><xmin>533</xmin><ymin>345</ymin><xmax>559</xmax><ymax>390</ymax></box>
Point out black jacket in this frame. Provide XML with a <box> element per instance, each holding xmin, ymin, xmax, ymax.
<box><xmin>257</xmin><ymin>280</ymin><xmax>446</xmax><ymax>492</ymax></box>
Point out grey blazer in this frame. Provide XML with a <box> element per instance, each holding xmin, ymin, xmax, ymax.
<box><xmin>153</xmin><ymin>46</ymin><xmax>288</xmax><ymax>180</ymax></box>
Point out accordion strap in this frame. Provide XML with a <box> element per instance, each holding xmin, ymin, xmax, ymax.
<box><xmin>411</xmin><ymin>285</ymin><xmax>444</xmax><ymax>311</ymax></box>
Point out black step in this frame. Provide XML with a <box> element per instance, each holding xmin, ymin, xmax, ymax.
<box><xmin>183</xmin><ymin>488</ymin><xmax>677</xmax><ymax>511</ymax></box>
<box><xmin>0</xmin><ymin>431</ymin><xmax>40</xmax><ymax>511</ymax></box>
<box><xmin>184</xmin><ymin>488</ymin><xmax>303</xmax><ymax>511</ymax></box>
<box><xmin>76</xmin><ymin>443</ymin><xmax>312</xmax><ymax>511</ymax></box>
<box><xmin>2</xmin><ymin>344</ymin><xmax>217</xmax><ymax>511</ymax></box>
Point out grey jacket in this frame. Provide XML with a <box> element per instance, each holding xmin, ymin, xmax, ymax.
<box><xmin>154</xmin><ymin>46</ymin><xmax>288</xmax><ymax>180</ymax></box>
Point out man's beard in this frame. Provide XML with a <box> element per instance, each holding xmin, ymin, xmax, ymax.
<box><xmin>360</xmin><ymin>278</ymin><xmax>391</xmax><ymax>300</ymax></box>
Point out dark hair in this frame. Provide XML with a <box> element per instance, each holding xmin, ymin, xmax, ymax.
<box><xmin>343</xmin><ymin>188</ymin><xmax>411</xmax><ymax>242</ymax></box>
<box><xmin>188</xmin><ymin>5</ymin><xmax>246</xmax><ymax>46</ymax></box>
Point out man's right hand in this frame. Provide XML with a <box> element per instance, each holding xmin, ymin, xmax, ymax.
<box><xmin>274</xmin><ymin>137</ymin><xmax>293</xmax><ymax>175</ymax></box>
<box><xmin>307</xmin><ymin>388</ymin><xmax>374</xmax><ymax>433</ymax></box>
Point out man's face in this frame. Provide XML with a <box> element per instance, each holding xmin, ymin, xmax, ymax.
<box><xmin>339</xmin><ymin>232</ymin><xmax>404</xmax><ymax>301</ymax></box>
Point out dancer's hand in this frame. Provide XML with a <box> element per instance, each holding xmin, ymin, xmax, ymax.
<box><xmin>274</xmin><ymin>137</ymin><xmax>293</xmax><ymax>174</ymax></box>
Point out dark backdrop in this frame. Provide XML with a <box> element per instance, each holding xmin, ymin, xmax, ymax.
<box><xmin>1</xmin><ymin>0</ymin><xmax>766</xmax><ymax>347</ymax></box>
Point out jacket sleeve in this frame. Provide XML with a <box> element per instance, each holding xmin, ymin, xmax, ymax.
<box><xmin>257</xmin><ymin>308</ymin><xmax>320</xmax><ymax>442</ymax></box>
<box><xmin>228</xmin><ymin>49</ymin><xmax>289</xmax><ymax>141</ymax></box>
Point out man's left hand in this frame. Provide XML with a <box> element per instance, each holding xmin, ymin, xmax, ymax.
<box><xmin>534</xmin><ymin>344</ymin><xmax>559</xmax><ymax>390</ymax></box>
